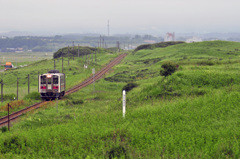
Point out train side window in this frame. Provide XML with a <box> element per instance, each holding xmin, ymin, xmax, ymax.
<box><xmin>53</xmin><ymin>76</ymin><xmax>58</xmax><ymax>84</ymax></box>
<box><xmin>41</xmin><ymin>76</ymin><xmax>46</xmax><ymax>84</ymax></box>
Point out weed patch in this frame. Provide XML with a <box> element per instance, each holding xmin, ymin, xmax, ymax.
<box><xmin>1</xmin><ymin>135</ymin><xmax>28</xmax><ymax>154</ymax></box>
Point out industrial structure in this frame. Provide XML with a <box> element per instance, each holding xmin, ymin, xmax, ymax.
<box><xmin>164</xmin><ymin>32</ymin><xmax>175</xmax><ymax>42</ymax></box>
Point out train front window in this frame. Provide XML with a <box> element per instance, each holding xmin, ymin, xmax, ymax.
<box><xmin>48</xmin><ymin>78</ymin><xmax>51</xmax><ymax>84</ymax></box>
<box><xmin>53</xmin><ymin>76</ymin><xmax>58</xmax><ymax>84</ymax></box>
<box><xmin>41</xmin><ymin>76</ymin><xmax>46</xmax><ymax>84</ymax></box>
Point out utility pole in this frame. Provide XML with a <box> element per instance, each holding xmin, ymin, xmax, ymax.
<box><xmin>8</xmin><ymin>103</ymin><xmax>12</xmax><ymax>131</ymax></box>
<box><xmin>28</xmin><ymin>74</ymin><xmax>30</xmax><ymax>94</ymax></box>
<box><xmin>88</xmin><ymin>54</ymin><xmax>90</xmax><ymax>65</ymax></box>
<box><xmin>54</xmin><ymin>58</ymin><xmax>56</xmax><ymax>69</ymax></box>
<box><xmin>108</xmin><ymin>20</ymin><xmax>110</xmax><ymax>36</ymax></box>
<box><xmin>1</xmin><ymin>79</ymin><xmax>3</xmax><ymax>103</ymax></box>
<box><xmin>117</xmin><ymin>41</ymin><xmax>120</xmax><ymax>52</ymax></box>
<box><xmin>62</xmin><ymin>52</ymin><xmax>63</xmax><ymax>73</ymax></box>
<box><xmin>68</xmin><ymin>46</ymin><xmax>69</xmax><ymax>65</ymax></box>
<box><xmin>38</xmin><ymin>72</ymin><xmax>39</xmax><ymax>92</ymax></box>
<box><xmin>17</xmin><ymin>78</ymin><xmax>19</xmax><ymax>100</ymax></box>
<box><xmin>92</xmin><ymin>51</ymin><xmax>93</xmax><ymax>63</ymax></box>
<box><xmin>72</xmin><ymin>42</ymin><xmax>74</xmax><ymax>60</ymax></box>
<box><xmin>102</xmin><ymin>37</ymin><xmax>105</xmax><ymax>49</ymax></box>
<box><xmin>78</xmin><ymin>44</ymin><xmax>79</xmax><ymax>58</ymax></box>
<box><xmin>95</xmin><ymin>47</ymin><xmax>96</xmax><ymax>62</ymax></box>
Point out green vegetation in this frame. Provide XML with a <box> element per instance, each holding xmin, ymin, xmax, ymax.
<box><xmin>1</xmin><ymin>41</ymin><xmax>240</xmax><ymax>158</ymax></box>
<box><xmin>53</xmin><ymin>46</ymin><xmax>110</xmax><ymax>58</ymax></box>
<box><xmin>160</xmin><ymin>61</ymin><xmax>177</xmax><ymax>77</ymax></box>
<box><xmin>134</xmin><ymin>41</ymin><xmax>185</xmax><ymax>52</ymax></box>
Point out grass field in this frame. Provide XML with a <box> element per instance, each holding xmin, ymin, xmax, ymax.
<box><xmin>1</xmin><ymin>41</ymin><xmax>240</xmax><ymax>158</ymax></box>
<box><xmin>0</xmin><ymin>52</ymin><xmax>53</xmax><ymax>68</ymax></box>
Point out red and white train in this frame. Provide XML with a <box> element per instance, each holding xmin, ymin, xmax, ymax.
<box><xmin>39</xmin><ymin>70</ymin><xmax>65</xmax><ymax>100</ymax></box>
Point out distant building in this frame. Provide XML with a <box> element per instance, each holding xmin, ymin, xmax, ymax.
<box><xmin>1</xmin><ymin>36</ymin><xmax>7</xmax><ymax>39</ymax></box>
<box><xmin>164</xmin><ymin>32</ymin><xmax>175</xmax><ymax>42</ymax></box>
<box><xmin>186</xmin><ymin>37</ymin><xmax>202</xmax><ymax>43</ymax></box>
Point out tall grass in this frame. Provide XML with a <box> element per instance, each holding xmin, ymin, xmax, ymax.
<box><xmin>1</xmin><ymin>41</ymin><xmax>240</xmax><ymax>158</ymax></box>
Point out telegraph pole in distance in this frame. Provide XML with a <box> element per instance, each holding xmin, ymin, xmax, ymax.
<box><xmin>62</xmin><ymin>51</ymin><xmax>64</xmax><ymax>73</ymax></box>
<box><xmin>78</xmin><ymin>44</ymin><xmax>79</xmax><ymax>58</ymax></box>
<box><xmin>95</xmin><ymin>47</ymin><xmax>96</xmax><ymax>62</ymax></box>
<box><xmin>17</xmin><ymin>77</ymin><xmax>19</xmax><ymax>100</ymax></box>
<box><xmin>103</xmin><ymin>37</ymin><xmax>104</xmax><ymax>49</ymax></box>
<box><xmin>54</xmin><ymin>58</ymin><xmax>56</xmax><ymax>69</ymax></box>
<box><xmin>28</xmin><ymin>74</ymin><xmax>30</xmax><ymax>94</ymax></box>
<box><xmin>68</xmin><ymin>46</ymin><xmax>69</xmax><ymax>65</ymax></box>
<box><xmin>108</xmin><ymin>20</ymin><xmax>110</xmax><ymax>37</ymax></box>
<box><xmin>38</xmin><ymin>72</ymin><xmax>39</xmax><ymax>92</ymax></box>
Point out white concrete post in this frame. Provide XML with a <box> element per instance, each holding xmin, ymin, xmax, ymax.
<box><xmin>123</xmin><ymin>90</ymin><xmax>126</xmax><ymax>118</ymax></box>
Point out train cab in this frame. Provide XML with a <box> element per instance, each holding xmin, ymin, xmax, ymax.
<box><xmin>39</xmin><ymin>70</ymin><xmax>65</xmax><ymax>100</ymax></box>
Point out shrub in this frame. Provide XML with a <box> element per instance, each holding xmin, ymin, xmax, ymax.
<box><xmin>0</xmin><ymin>126</ymin><xmax>7</xmax><ymax>133</ymax></box>
<box><xmin>23</xmin><ymin>92</ymin><xmax>41</xmax><ymax>100</ymax></box>
<box><xmin>122</xmin><ymin>82</ymin><xmax>138</xmax><ymax>92</ymax></box>
<box><xmin>1</xmin><ymin>94</ymin><xmax>16</xmax><ymax>101</ymax></box>
<box><xmin>134</xmin><ymin>41</ymin><xmax>185</xmax><ymax>52</ymax></box>
<box><xmin>160</xmin><ymin>61</ymin><xmax>177</xmax><ymax>77</ymax></box>
<box><xmin>1</xmin><ymin>135</ymin><xmax>27</xmax><ymax>154</ymax></box>
<box><xmin>197</xmin><ymin>61</ymin><xmax>215</xmax><ymax>66</ymax></box>
<box><xmin>72</xmin><ymin>99</ymin><xmax>84</xmax><ymax>105</ymax></box>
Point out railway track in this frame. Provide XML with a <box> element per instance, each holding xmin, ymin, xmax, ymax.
<box><xmin>0</xmin><ymin>53</ymin><xmax>127</xmax><ymax>128</ymax></box>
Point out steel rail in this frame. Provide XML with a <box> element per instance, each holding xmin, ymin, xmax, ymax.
<box><xmin>0</xmin><ymin>53</ymin><xmax>127</xmax><ymax>128</ymax></box>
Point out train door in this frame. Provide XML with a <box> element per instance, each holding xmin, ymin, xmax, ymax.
<box><xmin>53</xmin><ymin>75</ymin><xmax>59</xmax><ymax>92</ymax></box>
<box><xmin>46</xmin><ymin>75</ymin><xmax>52</xmax><ymax>90</ymax></box>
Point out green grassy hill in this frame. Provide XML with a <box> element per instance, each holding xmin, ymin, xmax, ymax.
<box><xmin>1</xmin><ymin>41</ymin><xmax>240</xmax><ymax>158</ymax></box>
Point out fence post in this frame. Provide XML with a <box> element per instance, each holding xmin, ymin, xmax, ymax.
<box><xmin>38</xmin><ymin>72</ymin><xmax>39</xmax><ymax>92</ymax></box>
<box><xmin>1</xmin><ymin>79</ymin><xmax>3</xmax><ymax>103</ymax></box>
<box><xmin>28</xmin><ymin>74</ymin><xmax>30</xmax><ymax>94</ymax></box>
<box><xmin>8</xmin><ymin>103</ymin><xmax>12</xmax><ymax>131</ymax></box>
<box><xmin>17</xmin><ymin>78</ymin><xmax>19</xmax><ymax>100</ymax></box>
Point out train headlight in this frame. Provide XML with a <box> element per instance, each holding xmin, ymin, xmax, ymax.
<box><xmin>47</xmin><ymin>74</ymin><xmax>52</xmax><ymax>78</ymax></box>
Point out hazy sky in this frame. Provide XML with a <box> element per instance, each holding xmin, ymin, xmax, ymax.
<box><xmin>0</xmin><ymin>0</ymin><xmax>239</xmax><ymax>35</ymax></box>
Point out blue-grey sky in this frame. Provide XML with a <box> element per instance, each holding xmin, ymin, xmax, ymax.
<box><xmin>0</xmin><ymin>0</ymin><xmax>239</xmax><ymax>35</ymax></box>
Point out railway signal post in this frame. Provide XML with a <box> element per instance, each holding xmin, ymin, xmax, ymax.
<box><xmin>8</xmin><ymin>103</ymin><xmax>12</xmax><ymax>131</ymax></box>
